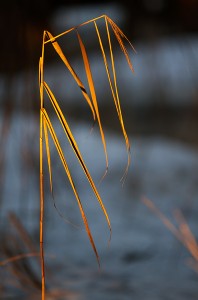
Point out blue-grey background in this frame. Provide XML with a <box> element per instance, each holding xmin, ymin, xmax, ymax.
<box><xmin>0</xmin><ymin>1</ymin><xmax>198</xmax><ymax>299</ymax></box>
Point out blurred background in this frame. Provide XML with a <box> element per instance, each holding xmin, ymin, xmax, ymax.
<box><xmin>0</xmin><ymin>0</ymin><xmax>198</xmax><ymax>299</ymax></box>
<box><xmin>1</xmin><ymin>0</ymin><xmax>198</xmax><ymax>141</ymax></box>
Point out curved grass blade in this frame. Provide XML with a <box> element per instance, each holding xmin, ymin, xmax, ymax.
<box><xmin>45</xmin><ymin>31</ymin><xmax>96</xmax><ymax>122</ymax></box>
<box><xmin>43</xmin><ymin>82</ymin><xmax>111</xmax><ymax>241</ymax></box>
<box><xmin>104</xmin><ymin>17</ymin><xmax>132</xmax><ymax>183</ymax></box>
<box><xmin>94</xmin><ymin>20</ymin><xmax>131</xmax><ymax>184</ymax></box>
<box><xmin>106</xmin><ymin>16</ymin><xmax>136</xmax><ymax>73</ymax></box>
<box><xmin>39</xmin><ymin>16</ymin><xmax>135</xmax><ymax>298</ymax></box>
<box><xmin>43</xmin><ymin>16</ymin><xmax>135</xmax><ymax>183</ymax></box>
<box><xmin>43</xmin><ymin>118</ymin><xmax>81</xmax><ymax>229</ymax></box>
<box><xmin>44</xmin><ymin>15</ymin><xmax>106</xmax><ymax>44</ymax></box>
<box><xmin>76</xmin><ymin>30</ymin><xmax>108</xmax><ymax>180</ymax></box>
<box><xmin>41</xmin><ymin>108</ymin><xmax>100</xmax><ymax>266</ymax></box>
<box><xmin>43</xmin><ymin>118</ymin><xmax>53</xmax><ymax>195</ymax></box>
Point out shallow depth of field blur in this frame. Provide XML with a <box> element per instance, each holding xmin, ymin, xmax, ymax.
<box><xmin>1</xmin><ymin>1</ymin><xmax>198</xmax><ymax>299</ymax></box>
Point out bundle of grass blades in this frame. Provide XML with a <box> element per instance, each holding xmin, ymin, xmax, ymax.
<box><xmin>39</xmin><ymin>14</ymin><xmax>135</xmax><ymax>300</ymax></box>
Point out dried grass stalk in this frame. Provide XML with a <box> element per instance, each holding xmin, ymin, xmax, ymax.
<box><xmin>39</xmin><ymin>15</ymin><xmax>135</xmax><ymax>299</ymax></box>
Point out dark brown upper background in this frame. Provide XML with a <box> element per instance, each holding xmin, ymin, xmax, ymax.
<box><xmin>1</xmin><ymin>0</ymin><xmax>198</xmax><ymax>73</ymax></box>
<box><xmin>1</xmin><ymin>0</ymin><xmax>198</xmax><ymax>144</ymax></box>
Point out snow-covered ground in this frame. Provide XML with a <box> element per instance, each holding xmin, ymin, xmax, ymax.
<box><xmin>1</xmin><ymin>114</ymin><xmax>198</xmax><ymax>299</ymax></box>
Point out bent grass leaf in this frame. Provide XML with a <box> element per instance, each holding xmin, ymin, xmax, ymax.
<box><xmin>43</xmin><ymin>118</ymin><xmax>53</xmax><ymax>196</ymax></box>
<box><xmin>76</xmin><ymin>30</ymin><xmax>108</xmax><ymax>179</ymax></box>
<box><xmin>39</xmin><ymin>15</ymin><xmax>135</xmax><ymax>299</ymax></box>
<box><xmin>106</xmin><ymin>16</ymin><xmax>136</xmax><ymax>72</ymax></box>
<box><xmin>94</xmin><ymin>19</ymin><xmax>131</xmax><ymax>183</ymax></box>
<box><xmin>43</xmin><ymin>82</ymin><xmax>111</xmax><ymax>236</ymax></box>
<box><xmin>42</xmin><ymin>108</ymin><xmax>100</xmax><ymax>266</ymax></box>
<box><xmin>45</xmin><ymin>31</ymin><xmax>96</xmax><ymax>122</ymax></box>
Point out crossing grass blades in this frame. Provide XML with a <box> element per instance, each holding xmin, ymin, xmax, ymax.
<box><xmin>39</xmin><ymin>14</ymin><xmax>135</xmax><ymax>300</ymax></box>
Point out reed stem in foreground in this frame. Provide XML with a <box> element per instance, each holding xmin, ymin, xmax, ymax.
<box><xmin>39</xmin><ymin>15</ymin><xmax>135</xmax><ymax>299</ymax></box>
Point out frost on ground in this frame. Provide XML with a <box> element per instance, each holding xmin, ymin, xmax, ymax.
<box><xmin>1</xmin><ymin>114</ymin><xmax>198</xmax><ymax>299</ymax></box>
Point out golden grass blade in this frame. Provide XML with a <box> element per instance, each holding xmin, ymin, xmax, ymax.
<box><xmin>104</xmin><ymin>17</ymin><xmax>131</xmax><ymax>183</ymax></box>
<box><xmin>94</xmin><ymin>20</ymin><xmax>131</xmax><ymax>183</ymax></box>
<box><xmin>39</xmin><ymin>57</ymin><xmax>42</xmax><ymax>96</ymax></box>
<box><xmin>39</xmin><ymin>110</ymin><xmax>45</xmax><ymax>300</ymax></box>
<box><xmin>39</xmin><ymin>31</ymin><xmax>46</xmax><ymax>300</ymax></box>
<box><xmin>106</xmin><ymin>16</ymin><xmax>136</xmax><ymax>73</ymax></box>
<box><xmin>43</xmin><ymin>118</ymin><xmax>53</xmax><ymax>195</ymax></box>
<box><xmin>39</xmin><ymin>32</ymin><xmax>46</xmax><ymax>108</ymax></box>
<box><xmin>44</xmin><ymin>15</ymin><xmax>106</xmax><ymax>44</ymax></box>
<box><xmin>43</xmin><ymin>118</ymin><xmax>80</xmax><ymax>229</ymax></box>
<box><xmin>45</xmin><ymin>31</ymin><xmax>96</xmax><ymax>121</ymax></box>
<box><xmin>43</xmin><ymin>82</ymin><xmax>112</xmax><ymax>241</ymax></box>
<box><xmin>39</xmin><ymin>17</ymin><xmax>135</xmax><ymax>297</ymax></box>
<box><xmin>76</xmin><ymin>30</ymin><xmax>108</xmax><ymax>179</ymax></box>
<box><xmin>41</xmin><ymin>108</ymin><xmax>100</xmax><ymax>266</ymax></box>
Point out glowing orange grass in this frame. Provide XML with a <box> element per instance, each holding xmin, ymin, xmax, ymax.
<box><xmin>39</xmin><ymin>15</ymin><xmax>135</xmax><ymax>299</ymax></box>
